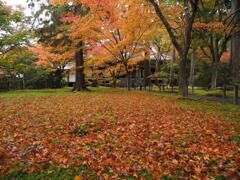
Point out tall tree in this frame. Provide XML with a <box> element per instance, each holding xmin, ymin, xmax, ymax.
<box><xmin>231</xmin><ymin>0</ymin><xmax>240</xmax><ymax>104</ymax></box>
<box><xmin>0</xmin><ymin>1</ymin><xmax>31</xmax><ymax>90</ymax></box>
<box><xmin>147</xmin><ymin>0</ymin><xmax>199</xmax><ymax>96</ymax></box>
<box><xmin>74</xmin><ymin>41</ymin><xmax>87</xmax><ymax>91</ymax></box>
<box><xmin>29</xmin><ymin>3</ymin><xmax>78</xmax><ymax>88</ymax></box>
<box><xmin>89</xmin><ymin>0</ymin><xmax>154</xmax><ymax>90</ymax></box>
<box><xmin>193</xmin><ymin>0</ymin><xmax>232</xmax><ymax>89</ymax></box>
<box><xmin>49</xmin><ymin>0</ymin><xmax>112</xmax><ymax>91</ymax></box>
<box><xmin>189</xmin><ymin>48</ymin><xmax>196</xmax><ymax>94</ymax></box>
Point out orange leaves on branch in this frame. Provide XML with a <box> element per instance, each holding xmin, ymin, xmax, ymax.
<box><xmin>29</xmin><ymin>44</ymin><xmax>74</xmax><ymax>69</ymax></box>
<box><xmin>60</xmin><ymin>14</ymin><xmax>81</xmax><ymax>23</ymax></box>
<box><xmin>194</xmin><ymin>22</ymin><xmax>232</xmax><ymax>35</ymax></box>
<box><xmin>45</xmin><ymin>0</ymin><xmax>157</xmax><ymax>79</ymax></box>
<box><xmin>90</xmin><ymin>0</ymin><xmax>155</xmax><ymax>70</ymax></box>
<box><xmin>28</xmin><ymin>45</ymin><xmax>56</xmax><ymax>67</ymax></box>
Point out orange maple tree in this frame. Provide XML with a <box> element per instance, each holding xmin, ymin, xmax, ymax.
<box><xmin>87</xmin><ymin>0</ymin><xmax>156</xmax><ymax>90</ymax></box>
<box><xmin>47</xmin><ymin>0</ymin><xmax>116</xmax><ymax>91</ymax></box>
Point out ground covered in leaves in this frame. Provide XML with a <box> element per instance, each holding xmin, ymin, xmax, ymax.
<box><xmin>0</xmin><ymin>88</ymin><xmax>239</xmax><ymax>179</ymax></box>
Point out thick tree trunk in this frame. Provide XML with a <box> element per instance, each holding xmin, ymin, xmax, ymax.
<box><xmin>169</xmin><ymin>47</ymin><xmax>176</xmax><ymax>88</ymax></box>
<box><xmin>231</xmin><ymin>0</ymin><xmax>240</xmax><ymax>105</ymax></box>
<box><xmin>73</xmin><ymin>41</ymin><xmax>88</xmax><ymax>91</ymax></box>
<box><xmin>112</xmin><ymin>80</ymin><xmax>116</xmax><ymax>88</ymax></box>
<box><xmin>132</xmin><ymin>70</ymin><xmax>137</xmax><ymax>90</ymax></box>
<box><xmin>155</xmin><ymin>59</ymin><xmax>161</xmax><ymax>73</ymax></box>
<box><xmin>112</xmin><ymin>74</ymin><xmax>117</xmax><ymax>88</ymax></box>
<box><xmin>189</xmin><ymin>48</ymin><xmax>195</xmax><ymax>94</ymax></box>
<box><xmin>22</xmin><ymin>73</ymin><xmax>25</xmax><ymax>89</ymax></box>
<box><xmin>53</xmin><ymin>69</ymin><xmax>63</xmax><ymax>88</ymax></box>
<box><xmin>143</xmin><ymin>59</ymin><xmax>150</xmax><ymax>90</ymax></box>
<box><xmin>179</xmin><ymin>56</ymin><xmax>188</xmax><ymax>96</ymax></box>
<box><xmin>127</xmin><ymin>70</ymin><xmax>131</xmax><ymax>91</ymax></box>
<box><xmin>210</xmin><ymin>61</ymin><xmax>218</xmax><ymax>89</ymax></box>
<box><xmin>140</xmin><ymin>67</ymin><xmax>143</xmax><ymax>91</ymax></box>
<box><xmin>124</xmin><ymin>64</ymin><xmax>131</xmax><ymax>90</ymax></box>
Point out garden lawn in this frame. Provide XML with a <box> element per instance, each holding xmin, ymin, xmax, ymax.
<box><xmin>0</xmin><ymin>88</ymin><xmax>239</xmax><ymax>179</ymax></box>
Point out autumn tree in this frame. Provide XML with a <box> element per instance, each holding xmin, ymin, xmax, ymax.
<box><xmin>48</xmin><ymin>0</ymin><xmax>114</xmax><ymax>91</ymax></box>
<box><xmin>28</xmin><ymin>3</ymin><xmax>79</xmax><ymax>88</ymax></box>
<box><xmin>147</xmin><ymin>0</ymin><xmax>199</xmax><ymax>96</ymax></box>
<box><xmin>147</xmin><ymin>27</ymin><xmax>172</xmax><ymax>90</ymax></box>
<box><xmin>90</xmin><ymin>0</ymin><xmax>155</xmax><ymax>90</ymax></box>
<box><xmin>88</xmin><ymin>46</ymin><xmax>125</xmax><ymax>88</ymax></box>
<box><xmin>32</xmin><ymin>0</ymin><xmax>104</xmax><ymax>91</ymax></box>
<box><xmin>193</xmin><ymin>0</ymin><xmax>233</xmax><ymax>89</ymax></box>
<box><xmin>231</xmin><ymin>0</ymin><xmax>240</xmax><ymax>105</ymax></box>
<box><xmin>149</xmin><ymin>35</ymin><xmax>171</xmax><ymax>73</ymax></box>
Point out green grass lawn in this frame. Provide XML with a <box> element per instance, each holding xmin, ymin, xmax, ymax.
<box><xmin>1</xmin><ymin>86</ymin><xmax>237</xmax><ymax>99</ymax></box>
<box><xmin>0</xmin><ymin>87</ymin><xmax>239</xmax><ymax>179</ymax></box>
<box><xmin>150</xmin><ymin>85</ymin><xmax>239</xmax><ymax>99</ymax></box>
<box><xmin>188</xmin><ymin>87</ymin><xmax>236</xmax><ymax>98</ymax></box>
<box><xmin>0</xmin><ymin>87</ymin><xmax>72</xmax><ymax>98</ymax></box>
<box><xmin>0</xmin><ymin>86</ymin><xmax>115</xmax><ymax>98</ymax></box>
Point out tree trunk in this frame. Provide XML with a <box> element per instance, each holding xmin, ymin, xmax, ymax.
<box><xmin>234</xmin><ymin>85</ymin><xmax>239</xmax><ymax>104</ymax></box>
<box><xmin>73</xmin><ymin>41</ymin><xmax>88</xmax><ymax>91</ymax></box>
<box><xmin>22</xmin><ymin>73</ymin><xmax>25</xmax><ymax>89</ymax></box>
<box><xmin>123</xmin><ymin>64</ymin><xmax>131</xmax><ymax>91</ymax></box>
<box><xmin>177</xmin><ymin>0</ymin><xmax>193</xmax><ymax>97</ymax></box>
<box><xmin>189</xmin><ymin>48</ymin><xmax>195</xmax><ymax>94</ymax></box>
<box><xmin>54</xmin><ymin>69</ymin><xmax>63</xmax><ymax>88</ymax></box>
<box><xmin>143</xmin><ymin>59</ymin><xmax>150</xmax><ymax>90</ymax></box>
<box><xmin>169</xmin><ymin>47</ymin><xmax>176</xmax><ymax>88</ymax></box>
<box><xmin>7</xmin><ymin>69</ymin><xmax>10</xmax><ymax>90</ymax></box>
<box><xmin>67</xmin><ymin>70</ymin><xmax>70</xmax><ymax>86</ymax></box>
<box><xmin>113</xmin><ymin>80</ymin><xmax>117</xmax><ymax>88</ymax></box>
<box><xmin>127</xmin><ymin>70</ymin><xmax>130</xmax><ymax>91</ymax></box>
<box><xmin>223</xmin><ymin>80</ymin><xmax>227</xmax><ymax>99</ymax></box>
<box><xmin>155</xmin><ymin>59</ymin><xmax>161</xmax><ymax>73</ymax></box>
<box><xmin>231</xmin><ymin>0</ymin><xmax>240</xmax><ymax>105</ymax></box>
<box><xmin>210</xmin><ymin>61</ymin><xmax>218</xmax><ymax>89</ymax></box>
<box><xmin>140</xmin><ymin>67</ymin><xmax>144</xmax><ymax>90</ymax></box>
<box><xmin>112</xmin><ymin>74</ymin><xmax>117</xmax><ymax>88</ymax></box>
<box><xmin>132</xmin><ymin>70</ymin><xmax>136</xmax><ymax>90</ymax></box>
<box><xmin>179</xmin><ymin>54</ymin><xmax>188</xmax><ymax>96</ymax></box>
<box><xmin>112</xmin><ymin>80</ymin><xmax>117</xmax><ymax>88</ymax></box>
